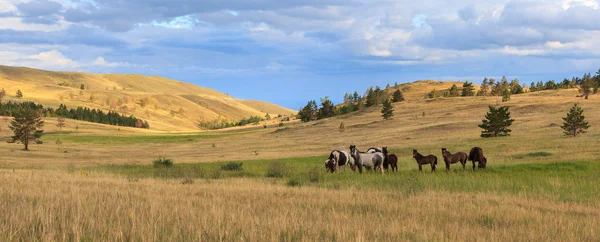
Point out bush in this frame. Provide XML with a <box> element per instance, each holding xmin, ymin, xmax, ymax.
<box><xmin>308</xmin><ymin>166</ymin><xmax>321</xmax><ymax>183</ymax></box>
<box><xmin>286</xmin><ymin>177</ymin><xmax>303</xmax><ymax>187</ymax></box>
<box><xmin>221</xmin><ymin>162</ymin><xmax>243</xmax><ymax>171</ymax></box>
<box><xmin>266</xmin><ymin>161</ymin><xmax>289</xmax><ymax>178</ymax></box>
<box><xmin>207</xmin><ymin>168</ymin><xmax>222</xmax><ymax>179</ymax></box>
<box><xmin>181</xmin><ymin>178</ymin><xmax>194</xmax><ymax>184</ymax></box>
<box><xmin>153</xmin><ymin>157</ymin><xmax>174</xmax><ymax>168</ymax></box>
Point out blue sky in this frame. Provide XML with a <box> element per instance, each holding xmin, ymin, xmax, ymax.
<box><xmin>1</xmin><ymin>0</ymin><xmax>600</xmax><ymax>109</ymax></box>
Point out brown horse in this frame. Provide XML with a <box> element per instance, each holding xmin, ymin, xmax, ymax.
<box><xmin>387</xmin><ymin>154</ymin><xmax>398</xmax><ymax>172</ymax></box>
<box><xmin>441</xmin><ymin>148</ymin><xmax>468</xmax><ymax>171</ymax></box>
<box><xmin>412</xmin><ymin>150</ymin><xmax>437</xmax><ymax>172</ymax></box>
<box><xmin>468</xmin><ymin>147</ymin><xmax>487</xmax><ymax>170</ymax></box>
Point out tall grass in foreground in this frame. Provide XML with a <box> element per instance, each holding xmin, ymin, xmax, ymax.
<box><xmin>0</xmin><ymin>169</ymin><xmax>598</xmax><ymax>241</ymax></box>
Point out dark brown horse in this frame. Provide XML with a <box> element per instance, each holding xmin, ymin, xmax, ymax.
<box><xmin>441</xmin><ymin>148</ymin><xmax>468</xmax><ymax>171</ymax></box>
<box><xmin>387</xmin><ymin>154</ymin><xmax>398</xmax><ymax>172</ymax></box>
<box><xmin>412</xmin><ymin>150</ymin><xmax>437</xmax><ymax>172</ymax></box>
<box><xmin>468</xmin><ymin>147</ymin><xmax>487</xmax><ymax>170</ymax></box>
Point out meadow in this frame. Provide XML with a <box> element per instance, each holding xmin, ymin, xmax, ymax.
<box><xmin>1</xmin><ymin>88</ymin><xmax>600</xmax><ymax>241</ymax></box>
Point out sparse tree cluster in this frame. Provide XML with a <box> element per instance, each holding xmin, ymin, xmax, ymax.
<box><xmin>197</xmin><ymin>115</ymin><xmax>264</xmax><ymax>130</ymax></box>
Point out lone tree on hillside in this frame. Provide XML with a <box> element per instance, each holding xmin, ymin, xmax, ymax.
<box><xmin>56</xmin><ymin>116</ymin><xmax>66</xmax><ymax>130</ymax></box>
<box><xmin>561</xmin><ymin>104</ymin><xmax>590</xmax><ymax>137</ymax></box>
<box><xmin>80</xmin><ymin>84</ymin><xmax>85</xmax><ymax>90</ymax></box>
<box><xmin>579</xmin><ymin>73</ymin><xmax>593</xmax><ymax>99</ymax></box>
<box><xmin>265</xmin><ymin>113</ymin><xmax>271</xmax><ymax>120</ymax></box>
<box><xmin>16</xmin><ymin>90</ymin><xmax>23</xmax><ymax>99</ymax></box>
<box><xmin>381</xmin><ymin>99</ymin><xmax>394</xmax><ymax>120</ymax></box>
<box><xmin>479</xmin><ymin>106</ymin><xmax>514</xmax><ymax>137</ymax></box>
<box><xmin>339</xmin><ymin>121</ymin><xmax>346</xmax><ymax>133</ymax></box>
<box><xmin>8</xmin><ymin>106</ymin><xmax>45</xmax><ymax>151</ymax></box>
<box><xmin>449</xmin><ymin>84</ymin><xmax>460</xmax><ymax>97</ymax></box>
<box><xmin>392</xmin><ymin>89</ymin><xmax>404</xmax><ymax>102</ymax></box>
<box><xmin>462</xmin><ymin>81</ymin><xmax>475</xmax><ymax>96</ymax></box>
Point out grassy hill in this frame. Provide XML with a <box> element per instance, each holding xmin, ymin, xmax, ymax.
<box><xmin>0</xmin><ymin>65</ymin><xmax>296</xmax><ymax>131</ymax></box>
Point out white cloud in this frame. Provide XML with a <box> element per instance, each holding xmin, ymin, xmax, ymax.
<box><xmin>27</xmin><ymin>50</ymin><xmax>80</xmax><ymax>68</ymax></box>
<box><xmin>93</xmin><ymin>56</ymin><xmax>134</xmax><ymax>67</ymax></box>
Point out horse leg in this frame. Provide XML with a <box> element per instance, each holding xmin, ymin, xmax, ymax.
<box><xmin>446</xmin><ymin>161</ymin><xmax>450</xmax><ymax>172</ymax></box>
<box><xmin>431</xmin><ymin>163</ymin><xmax>436</xmax><ymax>172</ymax></box>
<box><xmin>419</xmin><ymin>164</ymin><xmax>422</xmax><ymax>171</ymax></box>
<box><xmin>472</xmin><ymin>161</ymin><xmax>476</xmax><ymax>170</ymax></box>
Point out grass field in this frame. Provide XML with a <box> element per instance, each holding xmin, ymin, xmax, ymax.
<box><xmin>1</xmin><ymin>87</ymin><xmax>599</xmax><ymax>241</ymax></box>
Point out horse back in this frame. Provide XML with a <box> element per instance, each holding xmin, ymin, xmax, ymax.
<box><xmin>469</xmin><ymin>147</ymin><xmax>483</xmax><ymax>161</ymax></box>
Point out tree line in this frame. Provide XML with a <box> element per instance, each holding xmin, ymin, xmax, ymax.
<box><xmin>197</xmin><ymin>115</ymin><xmax>265</xmax><ymax>130</ymax></box>
<box><xmin>0</xmin><ymin>101</ymin><xmax>149</xmax><ymax>129</ymax></box>
<box><xmin>297</xmin><ymin>84</ymin><xmax>405</xmax><ymax>122</ymax></box>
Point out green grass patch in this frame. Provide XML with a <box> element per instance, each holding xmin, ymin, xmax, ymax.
<box><xmin>513</xmin><ymin>151</ymin><xmax>553</xmax><ymax>159</ymax></box>
<box><xmin>91</xmin><ymin>157</ymin><xmax>600</xmax><ymax>204</ymax></box>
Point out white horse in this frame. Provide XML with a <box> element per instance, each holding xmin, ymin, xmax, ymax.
<box><xmin>350</xmin><ymin>145</ymin><xmax>384</xmax><ymax>174</ymax></box>
<box><xmin>325</xmin><ymin>150</ymin><xmax>355</xmax><ymax>173</ymax></box>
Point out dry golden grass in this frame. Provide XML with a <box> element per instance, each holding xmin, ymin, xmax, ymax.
<box><xmin>1</xmin><ymin>79</ymin><xmax>599</xmax><ymax>241</ymax></box>
<box><xmin>1</xmin><ymin>170</ymin><xmax>598</xmax><ymax>241</ymax></box>
<box><xmin>0</xmin><ymin>65</ymin><xmax>294</xmax><ymax>131</ymax></box>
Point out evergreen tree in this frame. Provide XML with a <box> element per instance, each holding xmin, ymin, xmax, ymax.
<box><xmin>353</xmin><ymin>91</ymin><xmax>359</xmax><ymax>101</ymax></box>
<box><xmin>374</xmin><ymin>86</ymin><xmax>383</xmax><ymax>106</ymax></box>
<box><xmin>0</xmin><ymin>88</ymin><xmax>5</xmax><ymax>101</ymax></box>
<box><xmin>365</xmin><ymin>87</ymin><xmax>377</xmax><ymax>107</ymax></box>
<box><xmin>462</xmin><ymin>81</ymin><xmax>475</xmax><ymax>96</ymax></box>
<box><xmin>479</xmin><ymin>106</ymin><xmax>514</xmax><ymax>137</ymax></box>
<box><xmin>8</xmin><ymin>106</ymin><xmax>44</xmax><ymax>150</ymax></box>
<box><xmin>480</xmin><ymin>78</ymin><xmax>489</xmax><ymax>96</ymax></box>
<box><xmin>265</xmin><ymin>113</ymin><xmax>271</xmax><ymax>120</ymax></box>
<box><xmin>298</xmin><ymin>100</ymin><xmax>318</xmax><ymax>122</ymax></box>
<box><xmin>449</xmin><ymin>84</ymin><xmax>460</xmax><ymax>97</ymax></box>
<box><xmin>561</xmin><ymin>104</ymin><xmax>590</xmax><ymax>137</ymax></box>
<box><xmin>16</xmin><ymin>90</ymin><xmax>23</xmax><ymax>99</ymax></box>
<box><xmin>501</xmin><ymin>87</ymin><xmax>511</xmax><ymax>102</ymax></box>
<box><xmin>529</xmin><ymin>82</ymin><xmax>536</xmax><ymax>92</ymax></box>
<box><xmin>318</xmin><ymin>97</ymin><xmax>335</xmax><ymax>119</ymax></box>
<box><xmin>580</xmin><ymin>73</ymin><xmax>593</xmax><ymax>99</ymax></box>
<box><xmin>80</xmin><ymin>84</ymin><xmax>85</xmax><ymax>90</ymax></box>
<box><xmin>381</xmin><ymin>99</ymin><xmax>394</xmax><ymax>120</ymax></box>
<box><xmin>392</xmin><ymin>89</ymin><xmax>404</xmax><ymax>102</ymax></box>
<box><xmin>510</xmin><ymin>79</ymin><xmax>524</xmax><ymax>94</ymax></box>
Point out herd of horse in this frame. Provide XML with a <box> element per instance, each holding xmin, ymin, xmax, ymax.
<box><xmin>325</xmin><ymin>146</ymin><xmax>488</xmax><ymax>174</ymax></box>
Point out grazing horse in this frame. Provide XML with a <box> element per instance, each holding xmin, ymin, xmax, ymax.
<box><xmin>350</xmin><ymin>145</ymin><xmax>385</xmax><ymax>174</ymax></box>
<box><xmin>325</xmin><ymin>150</ymin><xmax>355</xmax><ymax>173</ymax></box>
<box><xmin>468</xmin><ymin>147</ymin><xmax>487</xmax><ymax>170</ymax></box>
<box><xmin>326</xmin><ymin>159</ymin><xmax>337</xmax><ymax>173</ymax></box>
<box><xmin>441</xmin><ymin>148</ymin><xmax>468</xmax><ymax>171</ymax></box>
<box><xmin>412</xmin><ymin>150</ymin><xmax>437</xmax><ymax>172</ymax></box>
<box><xmin>387</xmin><ymin>154</ymin><xmax>398</xmax><ymax>172</ymax></box>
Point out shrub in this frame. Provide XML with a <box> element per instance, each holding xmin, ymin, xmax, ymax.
<box><xmin>308</xmin><ymin>166</ymin><xmax>321</xmax><ymax>183</ymax></box>
<box><xmin>181</xmin><ymin>178</ymin><xmax>194</xmax><ymax>184</ymax></box>
<box><xmin>221</xmin><ymin>162</ymin><xmax>243</xmax><ymax>171</ymax></box>
<box><xmin>153</xmin><ymin>157</ymin><xmax>174</xmax><ymax>168</ymax></box>
<box><xmin>286</xmin><ymin>178</ymin><xmax>303</xmax><ymax>187</ymax></box>
<box><xmin>266</xmin><ymin>161</ymin><xmax>289</xmax><ymax>178</ymax></box>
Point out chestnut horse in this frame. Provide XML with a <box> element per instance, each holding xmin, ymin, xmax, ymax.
<box><xmin>468</xmin><ymin>147</ymin><xmax>487</xmax><ymax>170</ymax></box>
<box><xmin>412</xmin><ymin>150</ymin><xmax>437</xmax><ymax>172</ymax></box>
<box><xmin>441</xmin><ymin>148</ymin><xmax>468</xmax><ymax>171</ymax></box>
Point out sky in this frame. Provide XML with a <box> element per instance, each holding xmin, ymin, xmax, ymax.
<box><xmin>1</xmin><ymin>0</ymin><xmax>600</xmax><ymax>109</ymax></box>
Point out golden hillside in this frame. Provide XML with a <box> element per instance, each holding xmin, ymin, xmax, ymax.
<box><xmin>0</xmin><ymin>65</ymin><xmax>296</xmax><ymax>131</ymax></box>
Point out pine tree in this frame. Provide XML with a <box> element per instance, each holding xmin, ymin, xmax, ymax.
<box><xmin>318</xmin><ymin>97</ymin><xmax>335</xmax><ymax>119</ymax></box>
<box><xmin>8</xmin><ymin>106</ymin><xmax>44</xmax><ymax>150</ymax></box>
<box><xmin>449</xmin><ymin>84</ymin><xmax>460</xmax><ymax>97</ymax></box>
<box><xmin>381</xmin><ymin>99</ymin><xmax>394</xmax><ymax>120</ymax></box>
<box><xmin>579</xmin><ymin>73</ymin><xmax>593</xmax><ymax>99</ymax></box>
<box><xmin>298</xmin><ymin>100</ymin><xmax>318</xmax><ymax>122</ymax></box>
<box><xmin>480</xmin><ymin>78</ymin><xmax>489</xmax><ymax>96</ymax></box>
<box><xmin>479</xmin><ymin>106</ymin><xmax>514</xmax><ymax>137</ymax></box>
<box><xmin>501</xmin><ymin>88</ymin><xmax>511</xmax><ymax>102</ymax></box>
<box><xmin>392</xmin><ymin>89</ymin><xmax>404</xmax><ymax>102</ymax></box>
<box><xmin>561</xmin><ymin>104</ymin><xmax>590</xmax><ymax>137</ymax></box>
<box><xmin>80</xmin><ymin>84</ymin><xmax>85</xmax><ymax>90</ymax></box>
<box><xmin>339</xmin><ymin>121</ymin><xmax>346</xmax><ymax>133</ymax></box>
<box><xmin>16</xmin><ymin>90</ymin><xmax>23</xmax><ymax>99</ymax></box>
<box><xmin>462</xmin><ymin>81</ymin><xmax>475</xmax><ymax>96</ymax></box>
<box><xmin>365</xmin><ymin>87</ymin><xmax>376</xmax><ymax>107</ymax></box>
<box><xmin>0</xmin><ymin>88</ymin><xmax>6</xmax><ymax>101</ymax></box>
<box><xmin>56</xmin><ymin>116</ymin><xmax>66</xmax><ymax>130</ymax></box>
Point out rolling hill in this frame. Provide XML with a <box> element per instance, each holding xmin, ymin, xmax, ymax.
<box><xmin>0</xmin><ymin>65</ymin><xmax>296</xmax><ymax>131</ymax></box>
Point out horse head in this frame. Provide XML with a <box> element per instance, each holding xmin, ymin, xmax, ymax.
<box><xmin>412</xmin><ymin>149</ymin><xmax>418</xmax><ymax>158</ymax></box>
<box><xmin>382</xmin><ymin>147</ymin><xmax>388</xmax><ymax>155</ymax></box>
<box><xmin>480</xmin><ymin>156</ymin><xmax>487</xmax><ymax>168</ymax></box>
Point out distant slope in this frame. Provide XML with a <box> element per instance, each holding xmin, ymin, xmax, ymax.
<box><xmin>384</xmin><ymin>80</ymin><xmax>479</xmax><ymax>101</ymax></box>
<box><xmin>240</xmin><ymin>100</ymin><xmax>297</xmax><ymax>116</ymax></box>
<box><xmin>0</xmin><ymin>65</ymin><xmax>295</xmax><ymax>131</ymax></box>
